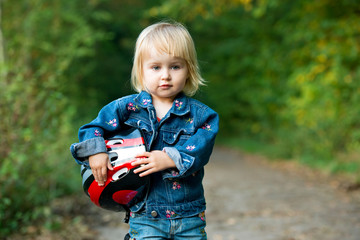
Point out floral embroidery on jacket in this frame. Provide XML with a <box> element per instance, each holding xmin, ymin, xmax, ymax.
<box><xmin>128</xmin><ymin>102</ymin><xmax>139</xmax><ymax>112</ymax></box>
<box><xmin>106</xmin><ymin>118</ymin><xmax>117</xmax><ymax>127</ymax></box>
<box><xmin>166</xmin><ymin>210</ymin><xmax>178</xmax><ymax>218</ymax></box>
<box><xmin>186</xmin><ymin>145</ymin><xmax>196</xmax><ymax>151</ymax></box>
<box><xmin>130</xmin><ymin>229</ymin><xmax>139</xmax><ymax>238</ymax></box>
<box><xmin>199</xmin><ymin>227</ymin><xmax>206</xmax><ymax>236</ymax></box>
<box><xmin>94</xmin><ymin>129</ymin><xmax>101</xmax><ymax>137</ymax></box>
<box><xmin>172</xmin><ymin>180</ymin><xmax>181</xmax><ymax>190</ymax></box>
<box><xmin>199</xmin><ymin>211</ymin><xmax>206</xmax><ymax>221</ymax></box>
<box><xmin>185</xmin><ymin>117</ymin><xmax>194</xmax><ymax>124</ymax></box>
<box><xmin>202</xmin><ymin>123</ymin><xmax>212</xmax><ymax>131</ymax></box>
<box><xmin>142</xmin><ymin>99</ymin><xmax>151</xmax><ymax>105</ymax></box>
<box><xmin>171</xmin><ymin>170</ymin><xmax>179</xmax><ymax>176</ymax></box>
<box><xmin>175</xmin><ymin>100</ymin><xmax>183</xmax><ymax>110</ymax></box>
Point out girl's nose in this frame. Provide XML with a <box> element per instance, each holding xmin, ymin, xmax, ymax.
<box><xmin>161</xmin><ymin>69</ymin><xmax>171</xmax><ymax>80</ymax></box>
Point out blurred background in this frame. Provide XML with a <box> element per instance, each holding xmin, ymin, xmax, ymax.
<box><xmin>1</xmin><ymin>0</ymin><xmax>360</xmax><ymax>237</ymax></box>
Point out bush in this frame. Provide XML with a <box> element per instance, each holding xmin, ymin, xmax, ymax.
<box><xmin>0</xmin><ymin>0</ymin><xmax>107</xmax><ymax>236</ymax></box>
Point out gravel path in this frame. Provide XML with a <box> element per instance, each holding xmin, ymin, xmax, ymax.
<box><xmin>92</xmin><ymin>147</ymin><xmax>360</xmax><ymax>240</ymax></box>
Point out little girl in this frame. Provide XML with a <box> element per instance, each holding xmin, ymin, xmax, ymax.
<box><xmin>71</xmin><ymin>21</ymin><xmax>219</xmax><ymax>239</ymax></box>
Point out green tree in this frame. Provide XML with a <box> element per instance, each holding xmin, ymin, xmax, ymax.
<box><xmin>146</xmin><ymin>0</ymin><xmax>360</xmax><ymax>173</ymax></box>
<box><xmin>0</xmin><ymin>0</ymin><xmax>107</xmax><ymax>235</ymax></box>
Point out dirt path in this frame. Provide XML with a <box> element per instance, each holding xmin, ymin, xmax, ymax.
<box><xmin>88</xmin><ymin>147</ymin><xmax>360</xmax><ymax>240</ymax></box>
<box><xmin>204</xmin><ymin>147</ymin><xmax>360</xmax><ymax>240</ymax></box>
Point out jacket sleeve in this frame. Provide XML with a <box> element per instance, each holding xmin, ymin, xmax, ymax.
<box><xmin>163</xmin><ymin>107</ymin><xmax>219</xmax><ymax>179</ymax></box>
<box><xmin>70</xmin><ymin>99</ymin><xmax>128</xmax><ymax>165</ymax></box>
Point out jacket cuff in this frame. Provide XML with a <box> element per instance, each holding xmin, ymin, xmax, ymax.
<box><xmin>162</xmin><ymin>147</ymin><xmax>194</xmax><ymax>179</ymax></box>
<box><xmin>70</xmin><ymin>137</ymin><xmax>107</xmax><ymax>164</ymax></box>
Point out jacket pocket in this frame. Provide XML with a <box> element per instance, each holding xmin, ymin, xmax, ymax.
<box><xmin>124</xmin><ymin>118</ymin><xmax>152</xmax><ymax>148</ymax></box>
<box><xmin>163</xmin><ymin>130</ymin><xmax>191</xmax><ymax>146</ymax></box>
<box><xmin>125</xmin><ymin>118</ymin><xmax>151</xmax><ymax>133</ymax></box>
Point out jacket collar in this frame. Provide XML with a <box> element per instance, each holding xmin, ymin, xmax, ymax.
<box><xmin>134</xmin><ymin>91</ymin><xmax>190</xmax><ymax>116</ymax></box>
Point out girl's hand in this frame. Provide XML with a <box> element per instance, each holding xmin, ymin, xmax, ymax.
<box><xmin>89</xmin><ymin>153</ymin><xmax>113</xmax><ymax>186</ymax></box>
<box><xmin>132</xmin><ymin>151</ymin><xmax>176</xmax><ymax>177</ymax></box>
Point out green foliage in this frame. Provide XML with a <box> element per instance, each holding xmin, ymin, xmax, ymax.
<box><xmin>147</xmin><ymin>0</ymin><xmax>360</xmax><ymax>177</ymax></box>
<box><xmin>0</xmin><ymin>0</ymin><xmax>107</xmax><ymax>236</ymax></box>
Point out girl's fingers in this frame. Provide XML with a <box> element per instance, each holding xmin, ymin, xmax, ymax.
<box><xmin>93</xmin><ymin>167</ymin><xmax>107</xmax><ymax>186</ymax></box>
<box><xmin>88</xmin><ymin>153</ymin><xmax>110</xmax><ymax>186</ymax></box>
<box><xmin>93</xmin><ymin>170</ymin><xmax>100</xmax><ymax>183</ymax></box>
<box><xmin>135</xmin><ymin>152</ymin><xmax>150</xmax><ymax>158</ymax></box>
<box><xmin>107</xmin><ymin>160</ymin><xmax>114</xmax><ymax>170</ymax></box>
<box><xmin>132</xmin><ymin>156</ymin><xmax>149</xmax><ymax>167</ymax></box>
<box><xmin>133</xmin><ymin>164</ymin><xmax>153</xmax><ymax>177</ymax></box>
<box><xmin>138</xmin><ymin>169</ymin><xmax>153</xmax><ymax>177</ymax></box>
<box><xmin>101</xmin><ymin>166</ymin><xmax>107</xmax><ymax>179</ymax></box>
<box><xmin>134</xmin><ymin>162</ymin><xmax>151</xmax><ymax>172</ymax></box>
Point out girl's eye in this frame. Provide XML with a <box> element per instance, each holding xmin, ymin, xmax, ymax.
<box><xmin>152</xmin><ymin>66</ymin><xmax>160</xmax><ymax>70</ymax></box>
<box><xmin>171</xmin><ymin>65</ymin><xmax>180</xmax><ymax>70</ymax></box>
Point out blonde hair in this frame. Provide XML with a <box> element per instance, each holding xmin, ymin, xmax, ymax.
<box><xmin>131</xmin><ymin>21</ymin><xmax>205</xmax><ymax>97</ymax></box>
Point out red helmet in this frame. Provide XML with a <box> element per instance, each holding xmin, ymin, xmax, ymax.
<box><xmin>81</xmin><ymin>128</ymin><xmax>149</xmax><ymax>212</ymax></box>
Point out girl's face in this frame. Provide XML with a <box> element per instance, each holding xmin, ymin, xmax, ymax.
<box><xmin>142</xmin><ymin>49</ymin><xmax>189</xmax><ymax>103</ymax></box>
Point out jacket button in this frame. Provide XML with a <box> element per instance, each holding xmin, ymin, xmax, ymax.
<box><xmin>151</xmin><ymin>210</ymin><xmax>158</xmax><ymax>217</ymax></box>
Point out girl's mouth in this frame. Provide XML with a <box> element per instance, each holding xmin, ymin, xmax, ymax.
<box><xmin>160</xmin><ymin>84</ymin><xmax>172</xmax><ymax>89</ymax></box>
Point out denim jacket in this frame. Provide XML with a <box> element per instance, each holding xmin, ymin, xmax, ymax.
<box><xmin>70</xmin><ymin>91</ymin><xmax>219</xmax><ymax>219</ymax></box>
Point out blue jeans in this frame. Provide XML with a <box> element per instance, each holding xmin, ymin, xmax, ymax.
<box><xmin>128</xmin><ymin>211</ymin><xmax>207</xmax><ymax>239</ymax></box>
